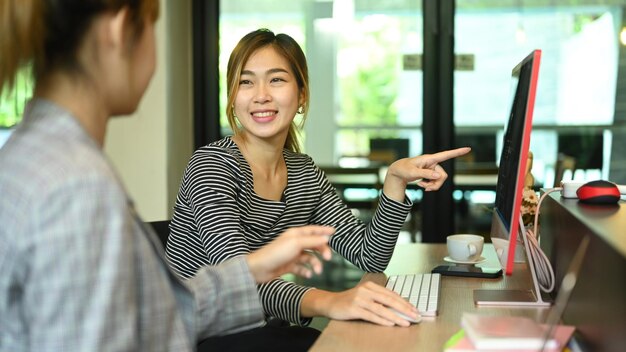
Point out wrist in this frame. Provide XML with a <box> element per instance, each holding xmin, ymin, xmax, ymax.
<box><xmin>245</xmin><ymin>253</ymin><xmax>262</xmax><ymax>283</ymax></box>
<box><xmin>383</xmin><ymin>174</ymin><xmax>407</xmax><ymax>202</ymax></box>
<box><xmin>301</xmin><ymin>289</ymin><xmax>333</xmax><ymax>318</ymax></box>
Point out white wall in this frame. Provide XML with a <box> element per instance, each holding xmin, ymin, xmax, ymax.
<box><xmin>104</xmin><ymin>0</ymin><xmax>193</xmax><ymax>221</ymax></box>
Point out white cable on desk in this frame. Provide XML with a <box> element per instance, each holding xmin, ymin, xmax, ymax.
<box><xmin>523</xmin><ymin>187</ymin><xmax>561</xmax><ymax>293</ymax></box>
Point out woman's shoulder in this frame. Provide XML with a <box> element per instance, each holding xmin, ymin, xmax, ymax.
<box><xmin>190</xmin><ymin>136</ymin><xmax>241</xmax><ymax>165</ymax></box>
<box><xmin>283</xmin><ymin>148</ymin><xmax>315</xmax><ymax>165</ymax></box>
<box><xmin>197</xmin><ymin>136</ymin><xmax>238</xmax><ymax>154</ymax></box>
<box><xmin>2</xmin><ymin>107</ymin><xmax>123</xmax><ymax>198</ymax></box>
<box><xmin>185</xmin><ymin>136</ymin><xmax>247</xmax><ymax>181</ymax></box>
<box><xmin>284</xmin><ymin>150</ymin><xmax>326</xmax><ymax>177</ymax></box>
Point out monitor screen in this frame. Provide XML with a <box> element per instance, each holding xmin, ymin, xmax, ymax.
<box><xmin>490</xmin><ymin>50</ymin><xmax>541</xmax><ymax>276</ymax></box>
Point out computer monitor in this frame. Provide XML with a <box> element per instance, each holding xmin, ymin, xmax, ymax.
<box><xmin>474</xmin><ymin>50</ymin><xmax>551</xmax><ymax>307</ymax></box>
<box><xmin>491</xmin><ymin>50</ymin><xmax>540</xmax><ymax>275</ymax></box>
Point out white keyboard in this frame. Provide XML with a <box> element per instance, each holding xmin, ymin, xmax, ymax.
<box><xmin>385</xmin><ymin>273</ymin><xmax>441</xmax><ymax>317</ymax></box>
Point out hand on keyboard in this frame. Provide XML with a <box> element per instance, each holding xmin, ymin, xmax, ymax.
<box><xmin>302</xmin><ymin>281</ymin><xmax>420</xmax><ymax>327</ymax></box>
<box><xmin>385</xmin><ymin>273</ymin><xmax>441</xmax><ymax>317</ymax></box>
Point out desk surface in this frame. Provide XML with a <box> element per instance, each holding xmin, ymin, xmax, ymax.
<box><xmin>310</xmin><ymin>244</ymin><xmax>550</xmax><ymax>352</ymax></box>
<box><xmin>547</xmin><ymin>192</ymin><xmax>626</xmax><ymax>258</ymax></box>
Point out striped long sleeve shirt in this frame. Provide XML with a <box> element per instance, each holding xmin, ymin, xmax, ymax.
<box><xmin>166</xmin><ymin>136</ymin><xmax>412</xmax><ymax>325</ymax></box>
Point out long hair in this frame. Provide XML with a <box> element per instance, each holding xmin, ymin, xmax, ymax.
<box><xmin>0</xmin><ymin>0</ymin><xmax>160</xmax><ymax>95</ymax></box>
<box><xmin>226</xmin><ymin>29</ymin><xmax>310</xmax><ymax>153</ymax></box>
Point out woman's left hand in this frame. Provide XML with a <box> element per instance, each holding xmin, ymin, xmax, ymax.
<box><xmin>383</xmin><ymin>147</ymin><xmax>471</xmax><ymax>201</ymax></box>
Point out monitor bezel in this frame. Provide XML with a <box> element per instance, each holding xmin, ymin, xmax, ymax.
<box><xmin>491</xmin><ymin>49</ymin><xmax>541</xmax><ymax>276</ymax></box>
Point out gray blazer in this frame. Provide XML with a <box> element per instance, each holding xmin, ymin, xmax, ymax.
<box><xmin>0</xmin><ymin>99</ymin><xmax>264</xmax><ymax>351</ymax></box>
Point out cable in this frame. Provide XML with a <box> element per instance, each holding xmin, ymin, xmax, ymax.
<box><xmin>523</xmin><ymin>187</ymin><xmax>561</xmax><ymax>293</ymax></box>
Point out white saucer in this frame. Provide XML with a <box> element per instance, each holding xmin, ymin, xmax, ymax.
<box><xmin>443</xmin><ymin>256</ymin><xmax>486</xmax><ymax>265</ymax></box>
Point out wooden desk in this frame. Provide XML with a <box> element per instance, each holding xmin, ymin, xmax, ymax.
<box><xmin>310</xmin><ymin>244</ymin><xmax>550</xmax><ymax>352</ymax></box>
<box><xmin>541</xmin><ymin>193</ymin><xmax>626</xmax><ymax>351</ymax></box>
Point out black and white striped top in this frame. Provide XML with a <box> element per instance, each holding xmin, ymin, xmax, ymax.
<box><xmin>166</xmin><ymin>136</ymin><xmax>412</xmax><ymax>325</ymax></box>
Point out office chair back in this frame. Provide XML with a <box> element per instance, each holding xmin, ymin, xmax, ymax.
<box><xmin>554</xmin><ymin>153</ymin><xmax>576</xmax><ymax>187</ymax></box>
<box><xmin>147</xmin><ymin>220</ymin><xmax>171</xmax><ymax>248</ymax></box>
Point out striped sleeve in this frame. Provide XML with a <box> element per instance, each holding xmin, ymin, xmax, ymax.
<box><xmin>167</xmin><ymin>146</ymin><xmax>314</xmax><ymax>325</ymax></box>
<box><xmin>311</xmin><ymin>163</ymin><xmax>413</xmax><ymax>272</ymax></box>
<box><xmin>257</xmin><ymin>279</ymin><xmax>313</xmax><ymax>325</ymax></box>
<box><xmin>166</xmin><ymin>147</ymin><xmax>251</xmax><ymax>280</ymax></box>
<box><xmin>167</xmin><ymin>142</ymin><xmax>412</xmax><ymax>326</ymax></box>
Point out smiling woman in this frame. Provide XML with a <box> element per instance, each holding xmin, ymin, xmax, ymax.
<box><xmin>233</xmin><ymin>46</ymin><xmax>303</xmax><ymax>153</ymax></box>
<box><xmin>225</xmin><ymin>28</ymin><xmax>309</xmax><ymax>154</ymax></box>
<box><xmin>166</xmin><ymin>29</ymin><xmax>469</xmax><ymax>345</ymax></box>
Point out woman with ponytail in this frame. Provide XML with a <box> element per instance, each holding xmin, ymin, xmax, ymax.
<box><xmin>0</xmin><ymin>2</ymin><xmax>335</xmax><ymax>351</ymax></box>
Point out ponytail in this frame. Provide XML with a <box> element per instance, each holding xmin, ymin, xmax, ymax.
<box><xmin>0</xmin><ymin>0</ymin><xmax>43</xmax><ymax>96</ymax></box>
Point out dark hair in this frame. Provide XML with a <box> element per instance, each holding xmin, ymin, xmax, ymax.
<box><xmin>0</xmin><ymin>0</ymin><xmax>160</xmax><ymax>94</ymax></box>
<box><xmin>226</xmin><ymin>28</ymin><xmax>310</xmax><ymax>153</ymax></box>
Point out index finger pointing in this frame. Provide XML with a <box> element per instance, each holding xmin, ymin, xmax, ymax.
<box><xmin>429</xmin><ymin>147</ymin><xmax>471</xmax><ymax>163</ymax></box>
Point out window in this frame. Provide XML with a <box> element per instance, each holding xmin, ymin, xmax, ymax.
<box><xmin>214</xmin><ymin>0</ymin><xmax>625</xmax><ymax>236</ymax></box>
<box><xmin>455</xmin><ymin>1</ymin><xmax>623</xmax><ymax>187</ymax></box>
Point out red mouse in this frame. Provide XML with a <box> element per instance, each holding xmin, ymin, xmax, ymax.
<box><xmin>576</xmin><ymin>180</ymin><xmax>621</xmax><ymax>204</ymax></box>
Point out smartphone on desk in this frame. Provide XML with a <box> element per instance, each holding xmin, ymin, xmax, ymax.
<box><xmin>432</xmin><ymin>265</ymin><xmax>502</xmax><ymax>278</ymax></box>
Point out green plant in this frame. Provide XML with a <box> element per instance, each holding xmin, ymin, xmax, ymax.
<box><xmin>339</xmin><ymin>23</ymin><xmax>400</xmax><ymax>127</ymax></box>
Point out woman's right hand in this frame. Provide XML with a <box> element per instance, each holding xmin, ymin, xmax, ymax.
<box><xmin>302</xmin><ymin>281</ymin><xmax>419</xmax><ymax>327</ymax></box>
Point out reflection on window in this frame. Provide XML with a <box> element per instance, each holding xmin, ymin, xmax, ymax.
<box><xmin>334</xmin><ymin>10</ymin><xmax>423</xmax><ymax>160</ymax></box>
<box><xmin>218</xmin><ymin>1</ymin><xmax>621</xmax><ymax>170</ymax></box>
<box><xmin>455</xmin><ymin>4</ymin><xmax>620</xmax><ymax>126</ymax></box>
<box><xmin>338</xmin><ymin>17</ymin><xmax>403</xmax><ymax>127</ymax></box>
<box><xmin>456</xmin><ymin>1</ymin><xmax>622</xmax><ymax>188</ymax></box>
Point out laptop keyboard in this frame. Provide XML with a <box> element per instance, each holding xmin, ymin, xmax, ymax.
<box><xmin>385</xmin><ymin>273</ymin><xmax>441</xmax><ymax>317</ymax></box>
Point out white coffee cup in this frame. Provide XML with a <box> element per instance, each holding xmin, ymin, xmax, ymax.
<box><xmin>447</xmin><ymin>234</ymin><xmax>484</xmax><ymax>262</ymax></box>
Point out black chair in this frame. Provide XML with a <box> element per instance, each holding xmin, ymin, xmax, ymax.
<box><xmin>149</xmin><ymin>219</ymin><xmax>292</xmax><ymax>329</ymax></box>
<box><xmin>147</xmin><ymin>220</ymin><xmax>171</xmax><ymax>248</ymax></box>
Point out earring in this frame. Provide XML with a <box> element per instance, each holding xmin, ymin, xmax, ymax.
<box><xmin>297</xmin><ymin>105</ymin><xmax>304</xmax><ymax>114</ymax></box>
